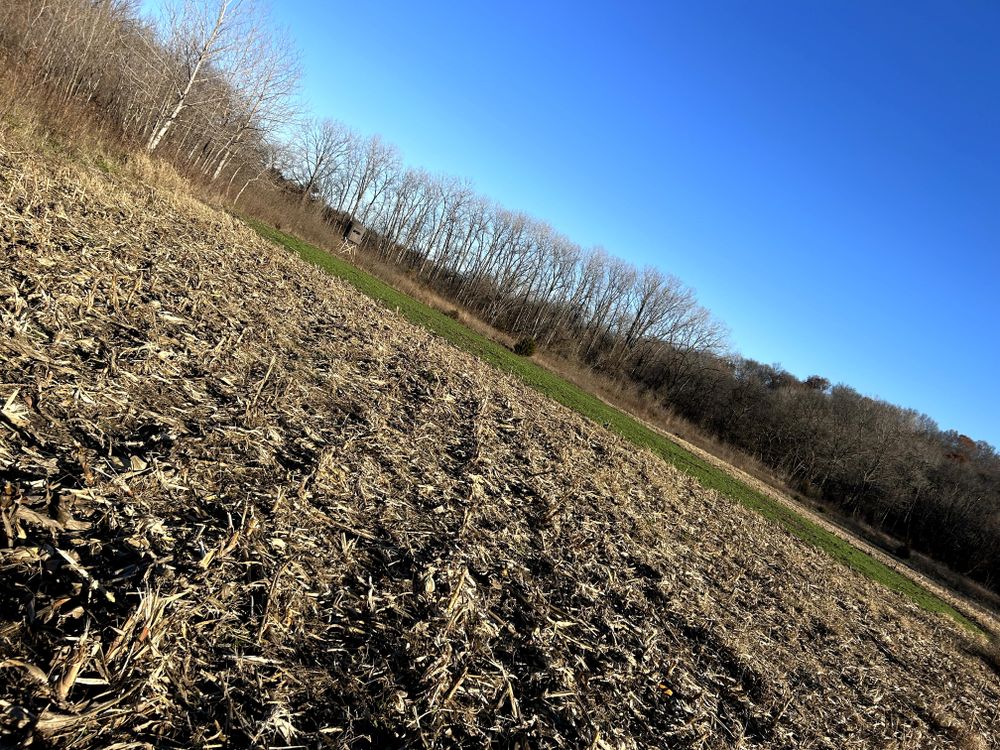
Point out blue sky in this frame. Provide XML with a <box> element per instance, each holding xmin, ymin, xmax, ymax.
<box><xmin>265</xmin><ymin>1</ymin><xmax>999</xmax><ymax>445</ymax></box>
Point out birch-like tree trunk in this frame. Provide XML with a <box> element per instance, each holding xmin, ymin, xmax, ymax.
<box><xmin>146</xmin><ymin>0</ymin><xmax>236</xmax><ymax>153</ymax></box>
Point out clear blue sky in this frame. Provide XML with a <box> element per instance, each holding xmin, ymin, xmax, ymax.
<box><xmin>268</xmin><ymin>1</ymin><xmax>999</xmax><ymax>446</ymax></box>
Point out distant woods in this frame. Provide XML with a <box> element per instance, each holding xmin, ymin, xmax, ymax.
<box><xmin>656</xmin><ymin>361</ymin><xmax>1000</xmax><ymax>590</ymax></box>
<box><xmin>2</xmin><ymin>0</ymin><xmax>997</xmax><ymax>595</ymax></box>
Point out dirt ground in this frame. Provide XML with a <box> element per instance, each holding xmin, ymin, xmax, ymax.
<box><xmin>2</xmin><ymin>138</ymin><xmax>999</xmax><ymax>748</ymax></box>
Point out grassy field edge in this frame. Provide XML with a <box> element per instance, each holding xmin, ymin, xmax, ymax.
<box><xmin>247</xmin><ymin>219</ymin><xmax>979</xmax><ymax>633</ymax></box>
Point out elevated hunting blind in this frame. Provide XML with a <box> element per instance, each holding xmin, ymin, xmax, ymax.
<box><xmin>345</xmin><ymin>220</ymin><xmax>365</xmax><ymax>245</ymax></box>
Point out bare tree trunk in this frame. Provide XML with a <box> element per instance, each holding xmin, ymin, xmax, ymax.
<box><xmin>147</xmin><ymin>0</ymin><xmax>233</xmax><ymax>153</ymax></box>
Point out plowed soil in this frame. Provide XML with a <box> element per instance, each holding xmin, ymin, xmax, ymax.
<box><xmin>2</xmin><ymin>140</ymin><xmax>998</xmax><ymax>749</ymax></box>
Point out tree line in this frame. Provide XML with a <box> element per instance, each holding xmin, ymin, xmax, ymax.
<box><xmin>3</xmin><ymin>0</ymin><xmax>997</xmax><ymax>595</ymax></box>
<box><xmin>648</xmin><ymin>358</ymin><xmax>1000</xmax><ymax>588</ymax></box>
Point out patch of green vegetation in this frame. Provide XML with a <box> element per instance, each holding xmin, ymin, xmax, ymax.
<box><xmin>94</xmin><ymin>154</ymin><xmax>118</xmax><ymax>174</ymax></box>
<box><xmin>248</xmin><ymin>218</ymin><xmax>980</xmax><ymax>633</ymax></box>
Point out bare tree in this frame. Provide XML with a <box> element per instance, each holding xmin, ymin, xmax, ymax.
<box><xmin>288</xmin><ymin>118</ymin><xmax>354</xmax><ymax>208</ymax></box>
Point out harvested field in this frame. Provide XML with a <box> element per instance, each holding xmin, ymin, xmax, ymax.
<box><xmin>2</xmin><ymin>140</ymin><xmax>999</xmax><ymax>749</ymax></box>
<box><xmin>247</xmin><ymin>220</ymin><xmax>983</xmax><ymax>634</ymax></box>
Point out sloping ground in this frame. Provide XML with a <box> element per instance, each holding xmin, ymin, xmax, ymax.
<box><xmin>1</xmin><ymin>143</ymin><xmax>998</xmax><ymax>750</ymax></box>
<box><xmin>247</xmin><ymin>220</ymin><xmax>985</xmax><ymax>634</ymax></box>
<box><xmin>661</xmin><ymin>425</ymin><xmax>1000</xmax><ymax>637</ymax></box>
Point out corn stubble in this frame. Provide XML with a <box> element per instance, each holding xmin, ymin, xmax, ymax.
<box><xmin>1</xmin><ymin>137</ymin><xmax>998</xmax><ymax>749</ymax></box>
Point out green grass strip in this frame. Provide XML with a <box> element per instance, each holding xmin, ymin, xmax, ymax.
<box><xmin>248</xmin><ymin>219</ymin><xmax>979</xmax><ymax>633</ymax></box>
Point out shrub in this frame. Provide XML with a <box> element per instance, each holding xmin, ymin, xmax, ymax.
<box><xmin>513</xmin><ymin>336</ymin><xmax>537</xmax><ymax>357</ymax></box>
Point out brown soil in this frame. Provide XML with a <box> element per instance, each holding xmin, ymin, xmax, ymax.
<box><xmin>2</xmin><ymin>137</ymin><xmax>998</xmax><ymax>749</ymax></box>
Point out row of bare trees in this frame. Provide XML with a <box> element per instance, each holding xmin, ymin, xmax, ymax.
<box><xmin>282</xmin><ymin>120</ymin><xmax>727</xmax><ymax>370</ymax></box>
<box><xmin>4</xmin><ymin>0</ymin><xmax>998</xmax><ymax>595</ymax></box>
